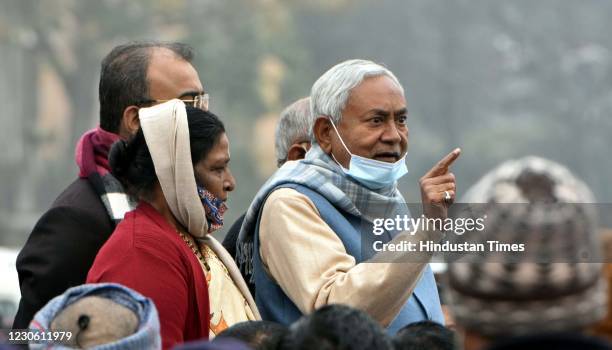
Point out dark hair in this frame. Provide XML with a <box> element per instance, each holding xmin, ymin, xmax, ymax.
<box><xmin>109</xmin><ymin>106</ymin><xmax>224</xmax><ymax>197</ymax></box>
<box><xmin>280</xmin><ymin>304</ymin><xmax>393</xmax><ymax>350</ymax></box>
<box><xmin>215</xmin><ymin>321</ymin><xmax>287</xmax><ymax>350</ymax></box>
<box><xmin>99</xmin><ymin>41</ymin><xmax>194</xmax><ymax>133</ymax></box>
<box><xmin>393</xmin><ymin>321</ymin><xmax>455</xmax><ymax>350</ymax></box>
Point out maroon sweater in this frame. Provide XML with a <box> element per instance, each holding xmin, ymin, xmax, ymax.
<box><xmin>88</xmin><ymin>202</ymin><xmax>210</xmax><ymax>349</ymax></box>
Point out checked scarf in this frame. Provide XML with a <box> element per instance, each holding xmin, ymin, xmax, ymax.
<box><xmin>235</xmin><ymin>142</ymin><xmax>410</xmax><ymax>283</ymax></box>
<box><xmin>75</xmin><ymin>127</ymin><xmax>135</xmax><ymax>226</ymax></box>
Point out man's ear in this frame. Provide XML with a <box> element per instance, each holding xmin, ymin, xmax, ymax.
<box><xmin>119</xmin><ymin>105</ymin><xmax>141</xmax><ymax>139</ymax></box>
<box><xmin>287</xmin><ymin>144</ymin><xmax>307</xmax><ymax>162</ymax></box>
<box><xmin>313</xmin><ymin>117</ymin><xmax>333</xmax><ymax>153</ymax></box>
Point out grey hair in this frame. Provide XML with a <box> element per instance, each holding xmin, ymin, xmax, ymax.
<box><xmin>309</xmin><ymin>59</ymin><xmax>404</xmax><ymax>141</ymax></box>
<box><xmin>274</xmin><ymin>97</ymin><xmax>312</xmax><ymax>167</ymax></box>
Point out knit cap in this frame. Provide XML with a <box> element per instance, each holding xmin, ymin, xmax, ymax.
<box><xmin>447</xmin><ymin>156</ymin><xmax>607</xmax><ymax>336</ymax></box>
<box><xmin>29</xmin><ymin>283</ymin><xmax>161</xmax><ymax>350</ymax></box>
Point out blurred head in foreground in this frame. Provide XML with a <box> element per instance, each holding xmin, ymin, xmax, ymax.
<box><xmin>448</xmin><ymin>156</ymin><xmax>607</xmax><ymax>350</ymax></box>
<box><xmin>393</xmin><ymin>320</ymin><xmax>455</xmax><ymax>350</ymax></box>
<box><xmin>29</xmin><ymin>283</ymin><xmax>160</xmax><ymax>349</ymax></box>
<box><xmin>216</xmin><ymin>320</ymin><xmax>287</xmax><ymax>349</ymax></box>
<box><xmin>280</xmin><ymin>304</ymin><xmax>393</xmax><ymax>350</ymax></box>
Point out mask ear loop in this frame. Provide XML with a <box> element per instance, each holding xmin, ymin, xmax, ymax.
<box><xmin>330</xmin><ymin>151</ymin><xmax>347</xmax><ymax>171</ymax></box>
<box><xmin>327</xmin><ymin>118</ymin><xmax>348</xmax><ymax>170</ymax></box>
<box><xmin>327</xmin><ymin>117</ymin><xmax>354</xmax><ymax>157</ymax></box>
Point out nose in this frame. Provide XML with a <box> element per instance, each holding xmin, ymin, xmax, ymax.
<box><xmin>224</xmin><ymin>168</ymin><xmax>236</xmax><ymax>192</ymax></box>
<box><xmin>380</xmin><ymin>119</ymin><xmax>403</xmax><ymax>144</ymax></box>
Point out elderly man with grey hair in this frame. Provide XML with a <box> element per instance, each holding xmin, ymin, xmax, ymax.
<box><xmin>236</xmin><ymin>59</ymin><xmax>461</xmax><ymax>333</ymax></box>
<box><xmin>274</xmin><ymin>97</ymin><xmax>312</xmax><ymax>167</ymax></box>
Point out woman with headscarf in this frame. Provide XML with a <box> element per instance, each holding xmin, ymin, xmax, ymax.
<box><xmin>87</xmin><ymin>100</ymin><xmax>260</xmax><ymax>349</ymax></box>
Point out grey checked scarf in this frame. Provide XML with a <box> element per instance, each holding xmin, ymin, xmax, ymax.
<box><xmin>236</xmin><ymin>142</ymin><xmax>409</xmax><ymax>283</ymax></box>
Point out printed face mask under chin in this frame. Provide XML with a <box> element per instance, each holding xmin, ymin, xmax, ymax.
<box><xmin>197</xmin><ymin>185</ymin><xmax>227</xmax><ymax>233</ymax></box>
<box><xmin>328</xmin><ymin>118</ymin><xmax>408</xmax><ymax>190</ymax></box>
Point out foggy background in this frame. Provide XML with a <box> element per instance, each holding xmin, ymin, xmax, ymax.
<box><xmin>2</xmin><ymin>0</ymin><xmax>612</xmax><ymax>250</ymax></box>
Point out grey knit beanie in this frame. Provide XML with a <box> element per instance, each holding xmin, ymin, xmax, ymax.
<box><xmin>447</xmin><ymin>156</ymin><xmax>607</xmax><ymax>337</ymax></box>
<box><xmin>50</xmin><ymin>296</ymin><xmax>139</xmax><ymax>348</ymax></box>
<box><xmin>29</xmin><ymin>283</ymin><xmax>161</xmax><ymax>350</ymax></box>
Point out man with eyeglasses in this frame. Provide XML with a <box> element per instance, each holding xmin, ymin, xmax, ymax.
<box><xmin>13</xmin><ymin>41</ymin><xmax>208</xmax><ymax>329</ymax></box>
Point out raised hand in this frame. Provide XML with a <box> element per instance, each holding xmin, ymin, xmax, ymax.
<box><xmin>420</xmin><ymin>148</ymin><xmax>461</xmax><ymax>219</ymax></box>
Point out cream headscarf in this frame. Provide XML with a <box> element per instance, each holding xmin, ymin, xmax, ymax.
<box><xmin>139</xmin><ymin>100</ymin><xmax>261</xmax><ymax>329</ymax></box>
<box><xmin>139</xmin><ymin>99</ymin><xmax>208</xmax><ymax>237</ymax></box>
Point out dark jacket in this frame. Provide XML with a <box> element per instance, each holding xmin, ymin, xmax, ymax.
<box><xmin>13</xmin><ymin>178</ymin><xmax>113</xmax><ymax>329</ymax></box>
<box><xmin>221</xmin><ymin>212</ymin><xmax>245</xmax><ymax>260</ymax></box>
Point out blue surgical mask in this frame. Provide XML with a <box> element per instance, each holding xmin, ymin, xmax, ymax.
<box><xmin>329</xmin><ymin>118</ymin><xmax>408</xmax><ymax>189</ymax></box>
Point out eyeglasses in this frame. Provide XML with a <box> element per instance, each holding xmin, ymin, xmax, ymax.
<box><xmin>137</xmin><ymin>93</ymin><xmax>209</xmax><ymax>111</ymax></box>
